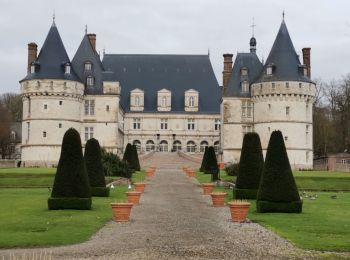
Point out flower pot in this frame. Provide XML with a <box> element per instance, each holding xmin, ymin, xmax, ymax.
<box><xmin>126</xmin><ymin>191</ymin><xmax>142</xmax><ymax>205</ymax></box>
<box><xmin>146</xmin><ymin>168</ymin><xmax>154</xmax><ymax>177</ymax></box>
<box><xmin>134</xmin><ymin>182</ymin><xmax>146</xmax><ymax>193</ymax></box>
<box><xmin>218</xmin><ymin>162</ymin><xmax>225</xmax><ymax>170</ymax></box>
<box><xmin>228</xmin><ymin>201</ymin><xmax>251</xmax><ymax>222</ymax></box>
<box><xmin>210</xmin><ymin>192</ymin><xmax>227</xmax><ymax>207</ymax></box>
<box><xmin>202</xmin><ymin>183</ymin><xmax>214</xmax><ymax>194</ymax></box>
<box><xmin>111</xmin><ymin>203</ymin><xmax>133</xmax><ymax>222</ymax></box>
<box><xmin>186</xmin><ymin>168</ymin><xmax>195</xmax><ymax>177</ymax></box>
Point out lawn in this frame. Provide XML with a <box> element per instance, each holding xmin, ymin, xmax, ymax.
<box><xmin>194</xmin><ymin>170</ymin><xmax>350</xmax><ymax>251</ymax></box>
<box><xmin>195</xmin><ymin>170</ymin><xmax>235</xmax><ymax>184</ymax></box>
<box><xmin>0</xmin><ymin>168</ymin><xmax>55</xmax><ymax>188</ymax></box>
<box><xmin>0</xmin><ymin>186</ymin><xmax>128</xmax><ymax>248</ymax></box>
<box><xmin>294</xmin><ymin>171</ymin><xmax>350</xmax><ymax>191</ymax></box>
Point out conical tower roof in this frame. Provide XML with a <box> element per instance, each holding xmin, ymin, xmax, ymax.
<box><xmin>254</xmin><ymin>20</ymin><xmax>312</xmax><ymax>83</ymax></box>
<box><xmin>21</xmin><ymin>21</ymin><xmax>80</xmax><ymax>82</ymax></box>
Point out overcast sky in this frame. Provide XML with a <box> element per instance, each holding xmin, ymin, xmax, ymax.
<box><xmin>1</xmin><ymin>0</ymin><xmax>350</xmax><ymax>94</ymax></box>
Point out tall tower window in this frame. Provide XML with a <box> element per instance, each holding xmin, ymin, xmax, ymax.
<box><xmin>242</xmin><ymin>100</ymin><xmax>252</xmax><ymax>118</ymax></box>
<box><xmin>84</xmin><ymin>62</ymin><xmax>92</xmax><ymax>71</ymax></box>
<box><xmin>26</xmin><ymin>122</ymin><xmax>30</xmax><ymax>143</ymax></box>
<box><xmin>43</xmin><ymin>131</ymin><xmax>47</xmax><ymax>138</ymax></box>
<box><xmin>87</xmin><ymin>76</ymin><xmax>94</xmax><ymax>87</ymax></box>
<box><xmin>286</xmin><ymin>106</ymin><xmax>290</xmax><ymax>115</ymax></box>
<box><xmin>215</xmin><ymin>119</ymin><xmax>220</xmax><ymax>130</ymax></box>
<box><xmin>241</xmin><ymin>81</ymin><xmax>249</xmax><ymax>93</ymax></box>
<box><xmin>65</xmin><ymin>64</ymin><xmax>71</xmax><ymax>74</ymax></box>
<box><xmin>84</xmin><ymin>100</ymin><xmax>95</xmax><ymax>115</ymax></box>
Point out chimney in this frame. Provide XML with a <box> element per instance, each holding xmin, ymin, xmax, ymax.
<box><xmin>27</xmin><ymin>42</ymin><xmax>37</xmax><ymax>74</ymax></box>
<box><xmin>87</xmin><ymin>34</ymin><xmax>96</xmax><ymax>52</ymax></box>
<box><xmin>302</xmin><ymin>47</ymin><xmax>311</xmax><ymax>78</ymax></box>
<box><xmin>222</xmin><ymin>53</ymin><xmax>233</xmax><ymax>89</ymax></box>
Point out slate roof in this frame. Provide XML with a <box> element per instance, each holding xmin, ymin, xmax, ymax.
<box><xmin>254</xmin><ymin>20</ymin><xmax>312</xmax><ymax>83</ymax></box>
<box><xmin>224</xmin><ymin>52</ymin><xmax>263</xmax><ymax>97</ymax></box>
<box><xmin>71</xmin><ymin>34</ymin><xmax>105</xmax><ymax>94</ymax></box>
<box><xmin>21</xmin><ymin>21</ymin><xmax>80</xmax><ymax>82</ymax></box>
<box><xmin>102</xmin><ymin>54</ymin><xmax>220</xmax><ymax>113</ymax></box>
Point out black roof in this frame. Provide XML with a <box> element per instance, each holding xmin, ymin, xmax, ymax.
<box><xmin>72</xmin><ymin>34</ymin><xmax>105</xmax><ymax>94</ymax></box>
<box><xmin>102</xmin><ymin>54</ymin><xmax>220</xmax><ymax>113</ymax></box>
<box><xmin>21</xmin><ymin>22</ymin><xmax>80</xmax><ymax>82</ymax></box>
<box><xmin>254</xmin><ymin>20</ymin><xmax>312</xmax><ymax>83</ymax></box>
<box><xmin>224</xmin><ymin>52</ymin><xmax>263</xmax><ymax>97</ymax></box>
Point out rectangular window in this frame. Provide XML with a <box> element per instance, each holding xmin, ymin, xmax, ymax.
<box><xmin>187</xmin><ymin>119</ymin><xmax>195</xmax><ymax>130</ymax></box>
<box><xmin>286</xmin><ymin>82</ymin><xmax>289</xmax><ymax>88</ymax></box>
<box><xmin>106</xmin><ymin>105</ymin><xmax>110</xmax><ymax>112</ymax></box>
<box><xmin>160</xmin><ymin>119</ymin><xmax>168</xmax><ymax>130</ymax></box>
<box><xmin>59</xmin><ymin>123</ymin><xmax>62</xmax><ymax>128</ymax></box>
<box><xmin>44</xmin><ymin>104</ymin><xmax>47</xmax><ymax>109</ymax></box>
<box><xmin>43</xmin><ymin>131</ymin><xmax>47</xmax><ymax>138</ymax></box>
<box><xmin>59</xmin><ymin>101</ymin><xmax>63</xmax><ymax>105</ymax></box>
<box><xmin>26</xmin><ymin>122</ymin><xmax>30</xmax><ymax>143</ymax></box>
<box><xmin>133</xmin><ymin>118</ymin><xmax>141</xmax><ymax>130</ymax></box>
<box><xmin>84</xmin><ymin>127</ymin><xmax>94</xmax><ymax>141</ymax></box>
<box><xmin>286</xmin><ymin>106</ymin><xmax>290</xmax><ymax>116</ymax></box>
<box><xmin>272</xmin><ymin>82</ymin><xmax>275</xmax><ymax>89</ymax></box>
<box><xmin>84</xmin><ymin>100</ymin><xmax>95</xmax><ymax>115</ymax></box>
<box><xmin>215</xmin><ymin>119</ymin><xmax>220</xmax><ymax>131</ymax></box>
<box><xmin>241</xmin><ymin>100</ymin><xmax>252</xmax><ymax>118</ymax></box>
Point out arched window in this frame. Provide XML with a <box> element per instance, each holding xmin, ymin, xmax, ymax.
<box><xmin>87</xmin><ymin>76</ymin><xmax>94</xmax><ymax>87</ymax></box>
<box><xmin>135</xmin><ymin>96</ymin><xmax>140</xmax><ymax>106</ymax></box>
<box><xmin>173</xmin><ymin>140</ymin><xmax>182</xmax><ymax>152</ymax></box>
<box><xmin>214</xmin><ymin>141</ymin><xmax>220</xmax><ymax>153</ymax></box>
<box><xmin>189</xmin><ymin>96</ymin><xmax>194</xmax><ymax>107</ymax></box>
<box><xmin>159</xmin><ymin>140</ymin><xmax>168</xmax><ymax>152</ymax></box>
<box><xmin>186</xmin><ymin>141</ymin><xmax>196</xmax><ymax>153</ymax></box>
<box><xmin>200</xmin><ymin>141</ymin><xmax>209</xmax><ymax>153</ymax></box>
<box><xmin>84</xmin><ymin>62</ymin><xmax>92</xmax><ymax>71</ymax></box>
<box><xmin>133</xmin><ymin>140</ymin><xmax>141</xmax><ymax>152</ymax></box>
<box><xmin>145</xmin><ymin>140</ymin><xmax>155</xmax><ymax>152</ymax></box>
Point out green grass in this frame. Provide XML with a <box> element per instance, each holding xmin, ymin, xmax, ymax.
<box><xmin>131</xmin><ymin>170</ymin><xmax>146</xmax><ymax>183</ymax></box>
<box><xmin>0</xmin><ymin>168</ymin><xmax>56</xmax><ymax>188</ymax></box>
<box><xmin>195</xmin><ymin>170</ymin><xmax>235</xmax><ymax>184</ymax></box>
<box><xmin>0</xmin><ymin>186</ymin><xmax>128</xmax><ymax>248</ymax></box>
<box><xmin>248</xmin><ymin>192</ymin><xmax>350</xmax><ymax>251</ymax></box>
<box><xmin>294</xmin><ymin>171</ymin><xmax>350</xmax><ymax>191</ymax></box>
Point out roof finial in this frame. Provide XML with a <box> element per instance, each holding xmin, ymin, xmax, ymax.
<box><xmin>250</xmin><ymin>17</ymin><xmax>256</xmax><ymax>37</ymax></box>
<box><xmin>85</xmin><ymin>24</ymin><xmax>87</xmax><ymax>34</ymax></box>
<box><xmin>52</xmin><ymin>10</ymin><xmax>56</xmax><ymax>25</ymax></box>
<box><xmin>282</xmin><ymin>10</ymin><xmax>285</xmax><ymax>21</ymax></box>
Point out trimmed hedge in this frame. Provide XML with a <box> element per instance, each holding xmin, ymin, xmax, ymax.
<box><xmin>257</xmin><ymin>130</ymin><xmax>302</xmax><ymax>213</ymax></box>
<box><xmin>235</xmin><ymin>132</ymin><xmax>264</xmax><ymax>199</ymax></box>
<box><xmin>48</xmin><ymin>128</ymin><xmax>91</xmax><ymax>210</ymax></box>
<box><xmin>200</xmin><ymin>146</ymin><xmax>208</xmax><ymax>172</ymax></box>
<box><xmin>101</xmin><ymin>149</ymin><xmax>131</xmax><ymax>178</ymax></box>
<box><xmin>84</xmin><ymin>138</ymin><xmax>109</xmax><ymax>197</ymax></box>
<box><xmin>132</xmin><ymin>145</ymin><xmax>141</xmax><ymax>171</ymax></box>
<box><xmin>204</xmin><ymin>146</ymin><xmax>220</xmax><ymax>181</ymax></box>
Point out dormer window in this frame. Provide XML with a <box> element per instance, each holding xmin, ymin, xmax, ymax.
<box><xmin>84</xmin><ymin>62</ymin><xmax>92</xmax><ymax>72</ymax></box>
<box><xmin>157</xmin><ymin>89</ymin><xmax>171</xmax><ymax>111</ymax></box>
<box><xmin>241</xmin><ymin>68</ymin><xmax>248</xmax><ymax>76</ymax></box>
<box><xmin>241</xmin><ymin>81</ymin><xmax>249</xmax><ymax>93</ymax></box>
<box><xmin>130</xmin><ymin>88</ymin><xmax>144</xmax><ymax>111</ymax></box>
<box><xmin>135</xmin><ymin>96</ymin><xmax>140</xmax><ymax>106</ymax></box>
<box><xmin>266</xmin><ymin>64</ymin><xmax>273</xmax><ymax>75</ymax></box>
<box><xmin>30</xmin><ymin>63</ymin><xmax>35</xmax><ymax>74</ymax></box>
<box><xmin>65</xmin><ymin>63</ymin><xmax>71</xmax><ymax>74</ymax></box>
<box><xmin>161</xmin><ymin>96</ymin><xmax>167</xmax><ymax>107</ymax></box>
<box><xmin>189</xmin><ymin>96</ymin><xmax>194</xmax><ymax>107</ymax></box>
<box><xmin>87</xmin><ymin>76</ymin><xmax>94</xmax><ymax>87</ymax></box>
<box><xmin>303</xmin><ymin>67</ymin><xmax>308</xmax><ymax>77</ymax></box>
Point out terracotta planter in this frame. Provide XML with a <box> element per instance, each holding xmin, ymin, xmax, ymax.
<box><xmin>134</xmin><ymin>182</ymin><xmax>146</xmax><ymax>193</ymax></box>
<box><xmin>210</xmin><ymin>192</ymin><xmax>227</xmax><ymax>207</ymax></box>
<box><xmin>202</xmin><ymin>183</ymin><xmax>214</xmax><ymax>194</ymax></box>
<box><xmin>146</xmin><ymin>169</ymin><xmax>154</xmax><ymax>177</ymax></box>
<box><xmin>228</xmin><ymin>201</ymin><xmax>251</xmax><ymax>222</ymax></box>
<box><xmin>218</xmin><ymin>162</ymin><xmax>225</xmax><ymax>170</ymax></box>
<box><xmin>187</xmin><ymin>169</ymin><xmax>195</xmax><ymax>177</ymax></box>
<box><xmin>111</xmin><ymin>203</ymin><xmax>133</xmax><ymax>222</ymax></box>
<box><xmin>126</xmin><ymin>191</ymin><xmax>142</xmax><ymax>205</ymax></box>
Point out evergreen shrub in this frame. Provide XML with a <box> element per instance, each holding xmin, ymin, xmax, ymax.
<box><xmin>225</xmin><ymin>163</ymin><xmax>239</xmax><ymax>176</ymax></box>
<box><xmin>235</xmin><ymin>132</ymin><xmax>264</xmax><ymax>199</ymax></box>
<box><xmin>132</xmin><ymin>145</ymin><xmax>141</xmax><ymax>171</ymax></box>
<box><xmin>204</xmin><ymin>146</ymin><xmax>219</xmax><ymax>181</ymax></box>
<box><xmin>200</xmin><ymin>146</ymin><xmax>208</xmax><ymax>172</ymax></box>
<box><xmin>101</xmin><ymin>149</ymin><xmax>132</xmax><ymax>178</ymax></box>
<box><xmin>84</xmin><ymin>138</ymin><xmax>109</xmax><ymax>197</ymax></box>
<box><xmin>48</xmin><ymin>128</ymin><xmax>91</xmax><ymax>210</ymax></box>
<box><xmin>257</xmin><ymin>130</ymin><xmax>302</xmax><ymax>213</ymax></box>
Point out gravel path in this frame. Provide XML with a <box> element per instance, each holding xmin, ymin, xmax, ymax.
<box><xmin>0</xmin><ymin>153</ymin><xmax>334</xmax><ymax>259</ymax></box>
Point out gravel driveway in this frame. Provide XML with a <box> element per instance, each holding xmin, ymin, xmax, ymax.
<box><xmin>0</xmin><ymin>153</ymin><xmax>340</xmax><ymax>259</ymax></box>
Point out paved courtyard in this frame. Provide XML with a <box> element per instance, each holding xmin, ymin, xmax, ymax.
<box><xmin>0</xmin><ymin>153</ymin><xmax>316</xmax><ymax>259</ymax></box>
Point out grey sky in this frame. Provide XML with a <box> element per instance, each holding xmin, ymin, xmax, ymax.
<box><xmin>1</xmin><ymin>0</ymin><xmax>350</xmax><ymax>94</ymax></box>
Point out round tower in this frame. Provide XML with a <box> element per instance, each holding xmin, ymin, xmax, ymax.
<box><xmin>251</xmin><ymin>20</ymin><xmax>316</xmax><ymax>169</ymax></box>
<box><xmin>20</xmin><ymin>21</ymin><xmax>84</xmax><ymax>167</ymax></box>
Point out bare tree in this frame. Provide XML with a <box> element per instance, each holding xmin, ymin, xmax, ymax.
<box><xmin>0</xmin><ymin>93</ymin><xmax>22</xmax><ymax>122</ymax></box>
<box><xmin>0</xmin><ymin>105</ymin><xmax>12</xmax><ymax>159</ymax></box>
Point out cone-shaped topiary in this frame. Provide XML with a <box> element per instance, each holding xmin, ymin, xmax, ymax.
<box><xmin>200</xmin><ymin>146</ymin><xmax>208</xmax><ymax>172</ymax></box>
<box><xmin>48</xmin><ymin>128</ymin><xmax>91</xmax><ymax>210</ymax></box>
<box><xmin>235</xmin><ymin>132</ymin><xmax>264</xmax><ymax>199</ymax></box>
<box><xmin>84</xmin><ymin>138</ymin><xmax>110</xmax><ymax>197</ymax></box>
<box><xmin>257</xmin><ymin>130</ymin><xmax>302</xmax><ymax>213</ymax></box>
<box><xmin>132</xmin><ymin>145</ymin><xmax>141</xmax><ymax>171</ymax></box>
<box><xmin>123</xmin><ymin>143</ymin><xmax>134</xmax><ymax>170</ymax></box>
<box><xmin>204</xmin><ymin>146</ymin><xmax>219</xmax><ymax>181</ymax></box>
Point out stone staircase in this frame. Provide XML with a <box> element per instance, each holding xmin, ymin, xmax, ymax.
<box><xmin>140</xmin><ymin>152</ymin><xmax>200</xmax><ymax>169</ymax></box>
